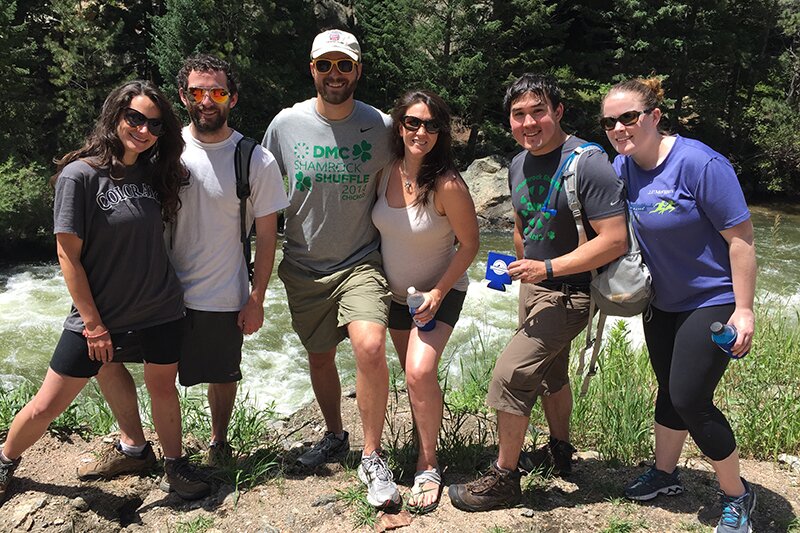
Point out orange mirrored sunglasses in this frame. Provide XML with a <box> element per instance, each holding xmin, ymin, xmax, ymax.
<box><xmin>187</xmin><ymin>86</ymin><xmax>230</xmax><ymax>104</ymax></box>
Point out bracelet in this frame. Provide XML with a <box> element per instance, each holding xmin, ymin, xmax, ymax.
<box><xmin>82</xmin><ymin>328</ymin><xmax>109</xmax><ymax>339</ymax></box>
<box><xmin>544</xmin><ymin>259</ymin><xmax>554</xmax><ymax>280</ymax></box>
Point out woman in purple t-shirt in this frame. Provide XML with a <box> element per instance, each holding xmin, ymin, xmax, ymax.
<box><xmin>601</xmin><ymin>78</ymin><xmax>757</xmax><ymax>533</ymax></box>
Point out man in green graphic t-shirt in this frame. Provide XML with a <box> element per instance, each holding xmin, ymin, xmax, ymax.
<box><xmin>262</xmin><ymin>29</ymin><xmax>400</xmax><ymax>509</ymax></box>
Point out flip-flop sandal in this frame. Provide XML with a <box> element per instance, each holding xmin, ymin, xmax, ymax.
<box><xmin>407</xmin><ymin>467</ymin><xmax>442</xmax><ymax>514</ymax></box>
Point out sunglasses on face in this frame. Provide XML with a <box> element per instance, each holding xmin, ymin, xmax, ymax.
<box><xmin>187</xmin><ymin>86</ymin><xmax>230</xmax><ymax>104</ymax></box>
<box><xmin>401</xmin><ymin>115</ymin><xmax>443</xmax><ymax>134</ymax></box>
<box><xmin>599</xmin><ymin>108</ymin><xmax>654</xmax><ymax>131</ymax></box>
<box><xmin>122</xmin><ymin>108</ymin><xmax>164</xmax><ymax>136</ymax></box>
<box><xmin>313</xmin><ymin>58</ymin><xmax>357</xmax><ymax>74</ymax></box>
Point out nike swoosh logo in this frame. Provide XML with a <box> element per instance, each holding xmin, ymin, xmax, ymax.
<box><xmin>360</xmin><ymin>127</ymin><xmax>373</xmax><ymax>133</ymax></box>
<box><xmin>610</xmin><ymin>199</ymin><xmax>621</xmax><ymax>206</ymax></box>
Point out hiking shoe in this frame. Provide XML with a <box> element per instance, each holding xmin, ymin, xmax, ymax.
<box><xmin>76</xmin><ymin>441</ymin><xmax>157</xmax><ymax>480</ymax></box>
<box><xmin>0</xmin><ymin>455</ymin><xmax>20</xmax><ymax>504</ymax></box>
<box><xmin>448</xmin><ymin>462</ymin><xmax>522</xmax><ymax>512</ymax></box>
<box><xmin>624</xmin><ymin>466</ymin><xmax>684</xmax><ymax>501</ymax></box>
<box><xmin>357</xmin><ymin>450</ymin><xmax>401</xmax><ymax>508</ymax></box>
<box><xmin>207</xmin><ymin>441</ymin><xmax>234</xmax><ymax>468</ymax></box>
<box><xmin>159</xmin><ymin>457</ymin><xmax>211</xmax><ymax>500</ymax></box>
<box><xmin>715</xmin><ymin>478</ymin><xmax>756</xmax><ymax>533</ymax></box>
<box><xmin>519</xmin><ymin>437</ymin><xmax>576</xmax><ymax>476</ymax></box>
<box><xmin>296</xmin><ymin>431</ymin><xmax>350</xmax><ymax>469</ymax></box>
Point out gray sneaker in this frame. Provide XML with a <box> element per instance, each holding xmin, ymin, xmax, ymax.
<box><xmin>159</xmin><ymin>457</ymin><xmax>211</xmax><ymax>500</ymax></box>
<box><xmin>296</xmin><ymin>431</ymin><xmax>350</xmax><ymax>469</ymax></box>
<box><xmin>624</xmin><ymin>466</ymin><xmax>684</xmax><ymax>501</ymax></box>
<box><xmin>0</xmin><ymin>455</ymin><xmax>20</xmax><ymax>504</ymax></box>
<box><xmin>357</xmin><ymin>450</ymin><xmax>401</xmax><ymax>508</ymax></box>
<box><xmin>715</xmin><ymin>478</ymin><xmax>756</xmax><ymax>533</ymax></box>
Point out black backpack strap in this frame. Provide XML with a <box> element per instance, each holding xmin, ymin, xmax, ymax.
<box><xmin>235</xmin><ymin>136</ymin><xmax>259</xmax><ymax>282</ymax></box>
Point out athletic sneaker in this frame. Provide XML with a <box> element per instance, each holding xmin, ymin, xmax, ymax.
<box><xmin>357</xmin><ymin>450</ymin><xmax>401</xmax><ymax>508</ymax></box>
<box><xmin>715</xmin><ymin>478</ymin><xmax>756</xmax><ymax>533</ymax></box>
<box><xmin>76</xmin><ymin>440</ymin><xmax>157</xmax><ymax>480</ymax></box>
<box><xmin>207</xmin><ymin>441</ymin><xmax>234</xmax><ymax>468</ymax></box>
<box><xmin>296</xmin><ymin>431</ymin><xmax>350</xmax><ymax>469</ymax></box>
<box><xmin>159</xmin><ymin>457</ymin><xmax>211</xmax><ymax>500</ymax></box>
<box><xmin>624</xmin><ymin>466</ymin><xmax>684</xmax><ymax>501</ymax></box>
<box><xmin>0</xmin><ymin>455</ymin><xmax>20</xmax><ymax>504</ymax></box>
<box><xmin>519</xmin><ymin>437</ymin><xmax>576</xmax><ymax>476</ymax></box>
<box><xmin>448</xmin><ymin>462</ymin><xmax>522</xmax><ymax>512</ymax></box>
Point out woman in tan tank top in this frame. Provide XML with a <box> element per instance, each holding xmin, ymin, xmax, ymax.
<box><xmin>371</xmin><ymin>90</ymin><xmax>479</xmax><ymax>513</ymax></box>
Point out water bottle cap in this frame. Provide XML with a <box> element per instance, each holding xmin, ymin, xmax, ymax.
<box><xmin>407</xmin><ymin>287</ymin><xmax>417</xmax><ymax>295</ymax></box>
<box><xmin>710</xmin><ymin>322</ymin><xmax>725</xmax><ymax>334</ymax></box>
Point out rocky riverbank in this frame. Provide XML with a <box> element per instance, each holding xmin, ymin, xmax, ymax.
<box><xmin>2</xmin><ymin>388</ymin><xmax>799</xmax><ymax>533</ymax></box>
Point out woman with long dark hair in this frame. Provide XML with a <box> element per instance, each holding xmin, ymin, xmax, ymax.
<box><xmin>0</xmin><ymin>80</ymin><xmax>209</xmax><ymax>504</ymax></box>
<box><xmin>372</xmin><ymin>90</ymin><xmax>479</xmax><ymax>513</ymax></box>
<box><xmin>601</xmin><ymin>78</ymin><xmax>756</xmax><ymax>533</ymax></box>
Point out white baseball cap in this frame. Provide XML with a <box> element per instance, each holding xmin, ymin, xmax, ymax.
<box><xmin>310</xmin><ymin>29</ymin><xmax>361</xmax><ymax>62</ymax></box>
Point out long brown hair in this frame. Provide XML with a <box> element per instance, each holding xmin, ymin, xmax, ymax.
<box><xmin>52</xmin><ymin>80</ymin><xmax>185</xmax><ymax>222</ymax></box>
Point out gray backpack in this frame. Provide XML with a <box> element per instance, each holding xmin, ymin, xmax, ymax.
<box><xmin>560</xmin><ymin>142</ymin><xmax>652</xmax><ymax>394</ymax></box>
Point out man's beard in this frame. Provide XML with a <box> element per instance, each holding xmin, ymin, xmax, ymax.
<box><xmin>315</xmin><ymin>76</ymin><xmax>358</xmax><ymax>105</ymax></box>
<box><xmin>188</xmin><ymin>103</ymin><xmax>228</xmax><ymax>132</ymax></box>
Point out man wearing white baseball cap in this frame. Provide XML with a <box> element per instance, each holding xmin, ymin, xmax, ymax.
<box><xmin>263</xmin><ymin>29</ymin><xmax>399</xmax><ymax>508</ymax></box>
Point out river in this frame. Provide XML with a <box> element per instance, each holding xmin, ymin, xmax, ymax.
<box><xmin>0</xmin><ymin>205</ymin><xmax>796</xmax><ymax>416</ymax></box>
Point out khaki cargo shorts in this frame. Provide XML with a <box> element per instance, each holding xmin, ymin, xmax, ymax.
<box><xmin>278</xmin><ymin>250</ymin><xmax>391</xmax><ymax>353</ymax></box>
<box><xmin>487</xmin><ymin>283</ymin><xmax>591</xmax><ymax>417</ymax></box>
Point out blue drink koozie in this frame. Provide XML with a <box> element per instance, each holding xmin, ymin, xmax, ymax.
<box><xmin>485</xmin><ymin>252</ymin><xmax>516</xmax><ymax>291</ymax></box>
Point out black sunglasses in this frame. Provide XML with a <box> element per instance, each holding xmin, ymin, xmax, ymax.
<box><xmin>401</xmin><ymin>115</ymin><xmax>444</xmax><ymax>134</ymax></box>
<box><xmin>313</xmin><ymin>58</ymin><xmax>357</xmax><ymax>74</ymax></box>
<box><xmin>599</xmin><ymin>108</ymin><xmax>654</xmax><ymax>131</ymax></box>
<box><xmin>122</xmin><ymin>108</ymin><xmax>165</xmax><ymax>137</ymax></box>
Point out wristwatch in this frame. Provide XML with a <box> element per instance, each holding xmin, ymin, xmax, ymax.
<box><xmin>544</xmin><ymin>259</ymin><xmax>554</xmax><ymax>280</ymax></box>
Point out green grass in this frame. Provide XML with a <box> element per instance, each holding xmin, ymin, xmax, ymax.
<box><xmin>174</xmin><ymin>515</ymin><xmax>214</xmax><ymax>533</ymax></box>
<box><xmin>335</xmin><ymin>482</ymin><xmax>376</xmax><ymax>528</ymax></box>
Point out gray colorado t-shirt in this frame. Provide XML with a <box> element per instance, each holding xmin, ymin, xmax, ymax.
<box><xmin>263</xmin><ymin>98</ymin><xmax>392</xmax><ymax>274</ymax></box>
<box><xmin>53</xmin><ymin>159</ymin><xmax>185</xmax><ymax>333</ymax></box>
<box><xmin>508</xmin><ymin>135</ymin><xmax>625</xmax><ymax>287</ymax></box>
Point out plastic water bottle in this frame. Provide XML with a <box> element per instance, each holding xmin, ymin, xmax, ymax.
<box><xmin>407</xmin><ymin>287</ymin><xmax>435</xmax><ymax>331</ymax></box>
<box><xmin>710</xmin><ymin>322</ymin><xmax>748</xmax><ymax>359</ymax></box>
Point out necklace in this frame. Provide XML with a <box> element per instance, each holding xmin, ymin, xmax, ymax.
<box><xmin>400</xmin><ymin>159</ymin><xmax>413</xmax><ymax>193</ymax></box>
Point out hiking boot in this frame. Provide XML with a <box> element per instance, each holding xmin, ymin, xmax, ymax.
<box><xmin>207</xmin><ymin>441</ymin><xmax>234</xmax><ymax>468</ymax></box>
<box><xmin>159</xmin><ymin>457</ymin><xmax>211</xmax><ymax>500</ymax></box>
<box><xmin>76</xmin><ymin>441</ymin><xmax>157</xmax><ymax>480</ymax></box>
<box><xmin>296</xmin><ymin>431</ymin><xmax>349</xmax><ymax>469</ymax></box>
<box><xmin>448</xmin><ymin>462</ymin><xmax>522</xmax><ymax>512</ymax></box>
<box><xmin>357</xmin><ymin>450</ymin><xmax>401</xmax><ymax>508</ymax></box>
<box><xmin>624</xmin><ymin>466</ymin><xmax>684</xmax><ymax>501</ymax></box>
<box><xmin>715</xmin><ymin>478</ymin><xmax>756</xmax><ymax>533</ymax></box>
<box><xmin>0</xmin><ymin>455</ymin><xmax>20</xmax><ymax>504</ymax></box>
<box><xmin>519</xmin><ymin>437</ymin><xmax>576</xmax><ymax>476</ymax></box>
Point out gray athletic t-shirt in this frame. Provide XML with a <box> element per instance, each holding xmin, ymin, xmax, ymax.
<box><xmin>53</xmin><ymin>160</ymin><xmax>185</xmax><ymax>333</ymax></box>
<box><xmin>263</xmin><ymin>98</ymin><xmax>392</xmax><ymax>274</ymax></box>
<box><xmin>508</xmin><ymin>135</ymin><xmax>625</xmax><ymax>287</ymax></box>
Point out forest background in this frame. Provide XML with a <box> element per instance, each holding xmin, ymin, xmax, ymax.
<box><xmin>2</xmin><ymin>0</ymin><xmax>799</xmax><ymax>256</ymax></box>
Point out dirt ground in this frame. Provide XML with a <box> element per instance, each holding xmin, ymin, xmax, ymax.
<box><xmin>1</xmin><ymin>393</ymin><xmax>798</xmax><ymax>533</ymax></box>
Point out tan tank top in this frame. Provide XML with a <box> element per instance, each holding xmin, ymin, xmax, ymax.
<box><xmin>371</xmin><ymin>161</ymin><xmax>469</xmax><ymax>303</ymax></box>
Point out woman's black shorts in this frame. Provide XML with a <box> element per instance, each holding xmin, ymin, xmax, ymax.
<box><xmin>49</xmin><ymin>317</ymin><xmax>184</xmax><ymax>378</ymax></box>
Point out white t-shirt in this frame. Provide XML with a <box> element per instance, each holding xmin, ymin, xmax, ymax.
<box><xmin>167</xmin><ymin>127</ymin><xmax>289</xmax><ymax>312</ymax></box>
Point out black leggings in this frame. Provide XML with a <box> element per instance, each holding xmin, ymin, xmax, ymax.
<box><xmin>643</xmin><ymin>303</ymin><xmax>736</xmax><ymax>461</ymax></box>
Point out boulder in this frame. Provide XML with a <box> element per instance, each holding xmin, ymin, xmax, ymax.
<box><xmin>462</xmin><ymin>156</ymin><xmax>513</xmax><ymax>228</ymax></box>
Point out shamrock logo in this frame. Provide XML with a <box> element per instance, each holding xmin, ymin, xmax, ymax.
<box><xmin>352</xmin><ymin>140</ymin><xmax>372</xmax><ymax>163</ymax></box>
<box><xmin>295</xmin><ymin>171</ymin><xmax>312</xmax><ymax>192</ymax></box>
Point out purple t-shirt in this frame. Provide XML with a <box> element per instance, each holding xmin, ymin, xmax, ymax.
<box><xmin>613</xmin><ymin>135</ymin><xmax>750</xmax><ymax>312</ymax></box>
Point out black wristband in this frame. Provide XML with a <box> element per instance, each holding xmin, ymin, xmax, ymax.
<box><xmin>544</xmin><ymin>259</ymin><xmax>554</xmax><ymax>280</ymax></box>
